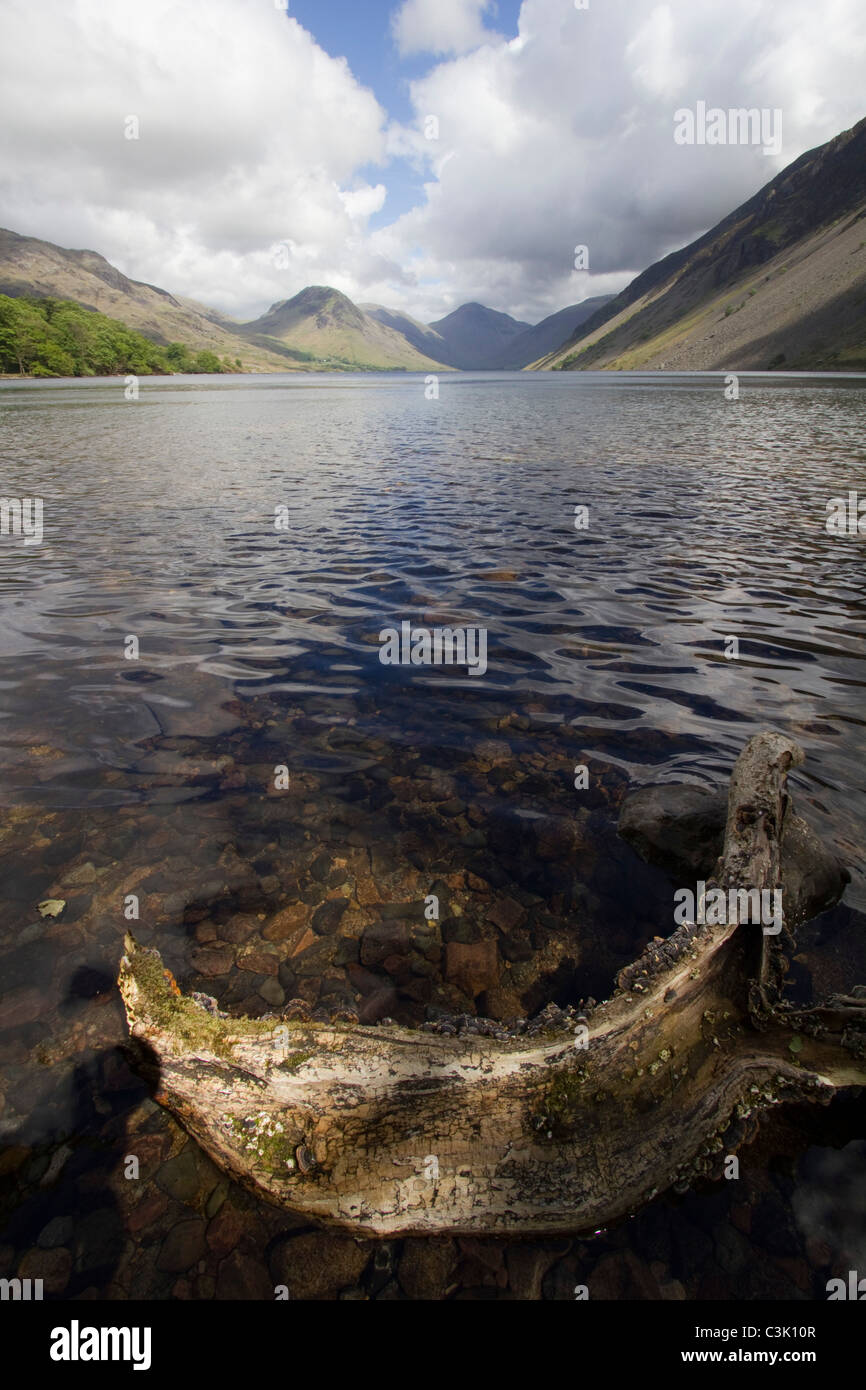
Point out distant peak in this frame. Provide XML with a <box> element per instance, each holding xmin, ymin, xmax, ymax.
<box><xmin>292</xmin><ymin>284</ymin><xmax>351</xmax><ymax>304</ymax></box>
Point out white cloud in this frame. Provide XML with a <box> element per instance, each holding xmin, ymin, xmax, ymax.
<box><xmin>339</xmin><ymin>185</ymin><xmax>388</xmax><ymax>221</ymax></box>
<box><xmin>626</xmin><ymin>5</ymin><xmax>689</xmax><ymax>99</ymax></box>
<box><xmin>0</xmin><ymin>0</ymin><xmax>389</xmax><ymax>316</ymax></box>
<box><xmin>0</xmin><ymin>0</ymin><xmax>864</xmax><ymax>325</ymax></box>
<box><xmin>391</xmin><ymin>0</ymin><xmax>498</xmax><ymax>58</ymax></box>
<box><xmin>376</xmin><ymin>0</ymin><xmax>866</xmax><ymax>320</ymax></box>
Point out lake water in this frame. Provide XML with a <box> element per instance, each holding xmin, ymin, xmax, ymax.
<box><xmin>1</xmin><ymin>370</ymin><xmax>865</xmax><ymax>1300</ymax></box>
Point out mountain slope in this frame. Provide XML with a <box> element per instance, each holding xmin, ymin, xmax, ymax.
<box><xmin>492</xmin><ymin>297</ymin><xmax>612</xmax><ymax>368</ymax></box>
<box><xmin>428</xmin><ymin>302</ymin><xmax>532</xmax><ymax>368</ymax></box>
<box><xmin>240</xmin><ymin>287</ymin><xmax>450</xmax><ymax>371</ymax></box>
<box><xmin>0</xmin><ymin>228</ymin><xmax>293</xmax><ymax>372</ymax></box>
<box><xmin>360</xmin><ymin>304</ymin><xmax>452</xmax><ymax>363</ymax></box>
<box><xmin>537</xmin><ymin>115</ymin><xmax>866</xmax><ymax>373</ymax></box>
<box><xmin>0</xmin><ymin>294</ymin><xmax>235</xmax><ymax>376</ymax></box>
<box><xmin>366</xmin><ymin>298</ymin><xmax>613</xmax><ymax>369</ymax></box>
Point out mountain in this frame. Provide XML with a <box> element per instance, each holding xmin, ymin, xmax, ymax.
<box><xmin>0</xmin><ymin>224</ymin><xmax>619</xmax><ymax>376</ymax></box>
<box><xmin>0</xmin><ymin>227</ymin><xmax>292</xmax><ymax>372</ymax></box>
<box><xmin>360</xmin><ymin>304</ymin><xmax>451</xmax><ymax>363</ymax></box>
<box><xmin>536</xmin><ymin>115</ymin><xmax>866</xmax><ymax>372</ymax></box>
<box><xmin>491</xmin><ymin>297</ymin><xmax>612</xmax><ymax>368</ymax></box>
<box><xmin>240</xmin><ymin>287</ymin><xmax>450</xmax><ymax>371</ymax></box>
<box><xmin>365</xmin><ymin>297</ymin><xmax>613</xmax><ymax>369</ymax></box>
<box><xmin>0</xmin><ymin>231</ymin><xmax>452</xmax><ymax>373</ymax></box>
<box><xmin>427</xmin><ymin>302</ymin><xmax>532</xmax><ymax>368</ymax></box>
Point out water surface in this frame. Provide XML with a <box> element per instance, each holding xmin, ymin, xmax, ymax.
<box><xmin>1</xmin><ymin>370</ymin><xmax>865</xmax><ymax>1299</ymax></box>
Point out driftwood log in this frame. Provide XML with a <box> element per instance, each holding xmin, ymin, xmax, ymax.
<box><xmin>118</xmin><ymin>731</ymin><xmax>866</xmax><ymax>1236</ymax></box>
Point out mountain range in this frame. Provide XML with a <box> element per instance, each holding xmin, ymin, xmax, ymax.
<box><xmin>240</xmin><ymin>291</ymin><xmax>610</xmax><ymax>370</ymax></box>
<box><xmin>0</xmin><ymin>227</ymin><xmax>611</xmax><ymax>373</ymax></box>
<box><xmin>0</xmin><ymin>114</ymin><xmax>863</xmax><ymax>375</ymax></box>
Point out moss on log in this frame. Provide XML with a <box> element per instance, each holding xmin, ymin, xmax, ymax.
<box><xmin>118</xmin><ymin>732</ymin><xmax>866</xmax><ymax>1236</ymax></box>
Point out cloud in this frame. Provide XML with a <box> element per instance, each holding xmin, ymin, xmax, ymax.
<box><xmin>626</xmin><ymin>5</ymin><xmax>688</xmax><ymax>99</ymax></box>
<box><xmin>0</xmin><ymin>0</ymin><xmax>864</xmax><ymax>324</ymax></box>
<box><xmin>375</xmin><ymin>0</ymin><xmax>866</xmax><ymax>320</ymax></box>
<box><xmin>391</xmin><ymin>0</ymin><xmax>498</xmax><ymax>58</ymax></box>
<box><xmin>339</xmin><ymin>185</ymin><xmax>388</xmax><ymax>221</ymax></box>
<box><xmin>0</xmin><ymin>0</ymin><xmax>390</xmax><ymax>316</ymax></box>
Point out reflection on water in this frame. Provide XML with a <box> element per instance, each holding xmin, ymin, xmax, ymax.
<box><xmin>0</xmin><ymin>371</ymin><xmax>864</xmax><ymax>1299</ymax></box>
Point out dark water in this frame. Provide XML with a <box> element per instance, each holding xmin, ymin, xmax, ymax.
<box><xmin>1</xmin><ymin>370</ymin><xmax>865</xmax><ymax>1300</ymax></box>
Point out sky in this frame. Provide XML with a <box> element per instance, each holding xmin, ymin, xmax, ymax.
<box><xmin>0</xmin><ymin>0</ymin><xmax>864</xmax><ymax>325</ymax></box>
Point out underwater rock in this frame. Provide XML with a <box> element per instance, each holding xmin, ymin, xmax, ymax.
<box><xmin>618</xmin><ymin>783</ymin><xmax>849</xmax><ymax>924</ymax></box>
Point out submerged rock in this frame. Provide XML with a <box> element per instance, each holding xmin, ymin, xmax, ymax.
<box><xmin>618</xmin><ymin>782</ymin><xmax>849</xmax><ymax>923</ymax></box>
<box><xmin>618</xmin><ymin>784</ymin><xmax>726</xmax><ymax>876</ymax></box>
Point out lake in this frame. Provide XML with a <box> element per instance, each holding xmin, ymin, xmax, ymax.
<box><xmin>1</xmin><ymin>369</ymin><xmax>865</xmax><ymax>1300</ymax></box>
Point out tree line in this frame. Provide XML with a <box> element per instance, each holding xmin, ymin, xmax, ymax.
<box><xmin>0</xmin><ymin>295</ymin><xmax>243</xmax><ymax>376</ymax></box>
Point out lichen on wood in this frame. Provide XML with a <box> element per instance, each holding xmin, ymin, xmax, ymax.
<box><xmin>118</xmin><ymin>731</ymin><xmax>866</xmax><ymax>1236</ymax></box>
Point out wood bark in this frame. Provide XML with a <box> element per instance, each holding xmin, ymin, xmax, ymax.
<box><xmin>118</xmin><ymin>731</ymin><xmax>866</xmax><ymax>1236</ymax></box>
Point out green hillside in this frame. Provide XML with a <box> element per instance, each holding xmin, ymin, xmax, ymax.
<box><xmin>0</xmin><ymin>228</ymin><xmax>299</xmax><ymax>372</ymax></box>
<box><xmin>0</xmin><ymin>295</ymin><xmax>238</xmax><ymax>377</ymax></box>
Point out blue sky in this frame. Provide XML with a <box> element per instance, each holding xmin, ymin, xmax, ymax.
<box><xmin>286</xmin><ymin>1</ymin><xmax>523</xmax><ymax>118</ymax></box>
<box><xmin>285</xmin><ymin>0</ymin><xmax>524</xmax><ymax>226</ymax></box>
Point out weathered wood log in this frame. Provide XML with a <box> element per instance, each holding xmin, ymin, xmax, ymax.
<box><xmin>118</xmin><ymin>731</ymin><xmax>866</xmax><ymax>1236</ymax></box>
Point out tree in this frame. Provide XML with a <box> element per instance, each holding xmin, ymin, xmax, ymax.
<box><xmin>0</xmin><ymin>294</ymin><xmax>183</xmax><ymax>377</ymax></box>
<box><xmin>165</xmin><ymin>341</ymin><xmax>193</xmax><ymax>372</ymax></box>
<box><xmin>192</xmin><ymin>349</ymin><xmax>224</xmax><ymax>373</ymax></box>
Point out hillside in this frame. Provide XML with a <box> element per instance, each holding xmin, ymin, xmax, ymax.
<box><xmin>428</xmin><ymin>302</ymin><xmax>532</xmax><ymax>368</ymax></box>
<box><xmin>0</xmin><ymin>294</ymin><xmax>235</xmax><ymax>377</ymax></box>
<box><xmin>0</xmin><ymin>228</ymin><xmax>294</xmax><ymax>373</ymax></box>
<box><xmin>240</xmin><ymin>287</ymin><xmax>450</xmax><ymax>371</ymax></box>
<box><xmin>492</xmin><ymin>297</ymin><xmax>612</xmax><ymax>368</ymax></box>
<box><xmin>361</xmin><ymin>304</ymin><xmax>451</xmax><ymax>364</ymax></box>
<box><xmin>0</xmin><ymin>226</ymin><xmax>620</xmax><ymax>377</ymax></box>
<box><xmin>536</xmin><ymin>115</ymin><xmax>866</xmax><ymax>372</ymax></box>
